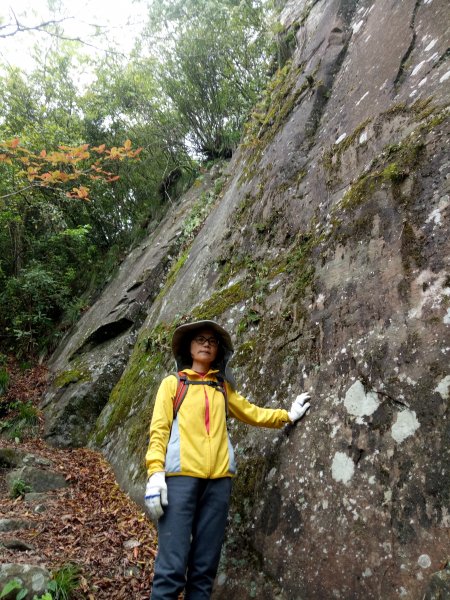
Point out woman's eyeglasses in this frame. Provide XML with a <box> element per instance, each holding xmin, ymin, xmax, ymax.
<box><xmin>193</xmin><ymin>335</ymin><xmax>219</xmax><ymax>347</ymax></box>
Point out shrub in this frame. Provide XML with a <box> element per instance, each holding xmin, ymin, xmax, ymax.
<box><xmin>49</xmin><ymin>563</ymin><xmax>82</xmax><ymax>600</ymax></box>
<box><xmin>10</xmin><ymin>478</ymin><xmax>32</xmax><ymax>499</ymax></box>
<box><xmin>2</xmin><ymin>401</ymin><xmax>40</xmax><ymax>441</ymax></box>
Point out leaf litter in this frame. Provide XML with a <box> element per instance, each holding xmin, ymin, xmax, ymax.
<box><xmin>0</xmin><ymin>360</ymin><xmax>158</xmax><ymax>599</ymax></box>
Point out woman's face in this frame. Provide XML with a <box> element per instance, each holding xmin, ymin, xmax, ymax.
<box><xmin>190</xmin><ymin>328</ymin><xmax>219</xmax><ymax>368</ymax></box>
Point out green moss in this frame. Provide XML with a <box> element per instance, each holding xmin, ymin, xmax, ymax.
<box><xmin>286</xmin><ymin>232</ymin><xmax>320</xmax><ymax>294</ymax></box>
<box><xmin>418</xmin><ymin>105</ymin><xmax>449</xmax><ymax>134</ymax></box>
<box><xmin>253</xmin><ymin>208</ymin><xmax>282</xmax><ymax>239</ymax></box>
<box><xmin>338</xmin><ymin>138</ymin><xmax>425</xmax><ymax>212</ymax></box>
<box><xmin>156</xmin><ymin>249</ymin><xmax>190</xmax><ymax>301</ymax></box>
<box><xmin>192</xmin><ymin>282</ymin><xmax>250</xmax><ymax>321</ymax></box>
<box><xmin>236</xmin><ymin>193</ymin><xmax>254</xmax><ymax>217</ymax></box>
<box><xmin>92</xmin><ymin>322</ymin><xmax>175</xmax><ymax>446</ymax></box>
<box><xmin>217</xmin><ymin>248</ymin><xmax>285</xmax><ymax>291</ymax></box>
<box><xmin>324</xmin><ymin>98</ymin><xmax>440</xmax><ymax>184</ymax></box>
<box><xmin>180</xmin><ymin>189</ymin><xmax>217</xmax><ymax>241</ymax></box>
<box><xmin>240</xmin><ymin>61</ymin><xmax>309</xmax><ymax>180</ymax></box>
<box><xmin>339</xmin><ymin>173</ymin><xmax>376</xmax><ymax>211</ymax></box>
<box><xmin>123</xmin><ymin>399</ymin><xmax>155</xmax><ymax>465</ymax></box>
<box><xmin>299</xmin><ymin>0</ymin><xmax>320</xmax><ymax>25</ymax></box>
<box><xmin>275</xmin><ymin>21</ymin><xmax>301</xmax><ymax>69</ymax></box>
<box><xmin>276</xmin><ymin>168</ymin><xmax>307</xmax><ymax>195</ymax></box>
<box><xmin>231</xmin><ymin>454</ymin><xmax>271</xmax><ymax>515</ymax></box>
<box><xmin>53</xmin><ymin>368</ymin><xmax>91</xmax><ymax>388</ymax></box>
<box><xmin>379</xmin><ymin>163</ymin><xmax>406</xmax><ymax>183</ymax></box>
<box><xmin>233</xmin><ymin>339</ymin><xmax>257</xmax><ymax>366</ymax></box>
<box><xmin>400</xmin><ymin>222</ymin><xmax>425</xmax><ymax>273</ymax></box>
<box><xmin>381</xmin><ymin>97</ymin><xmax>434</xmax><ymax>120</ymax></box>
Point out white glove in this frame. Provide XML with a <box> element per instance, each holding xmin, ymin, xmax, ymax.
<box><xmin>288</xmin><ymin>392</ymin><xmax>311</xmax><ymax>423</ymax></box>
<box><xmin>144</xmin><ymin>471</ymin><xmax>168</xmax><ymax>521</ymax></box>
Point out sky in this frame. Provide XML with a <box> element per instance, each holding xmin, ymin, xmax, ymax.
<box><xmin>0</xmin><ymin>0</ymin><xmax>148</xmax><ymax>71</ymax></box>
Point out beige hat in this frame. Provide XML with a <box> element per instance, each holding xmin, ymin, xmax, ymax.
<box><xmin>171</xmin><ymin>320</ymin><xmax>234</xmax><ymax>377</ymax></box>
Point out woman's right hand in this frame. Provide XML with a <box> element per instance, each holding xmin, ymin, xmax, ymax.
<box><xmin>144</xmin><ymin>471</ymin><xmax>168</xmax><ymax>521</ymax></box>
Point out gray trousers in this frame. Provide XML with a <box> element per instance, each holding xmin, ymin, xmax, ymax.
<box><xmin>150</xmin><ymin>476</ymin><xmax>232</xmax><ymax>600</ymax></box>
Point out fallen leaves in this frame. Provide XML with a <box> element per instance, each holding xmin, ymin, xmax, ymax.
<box><xmin>0</xmin><ymin>440</ymin><xmax>157</xmax><ymax>599</ymax></box>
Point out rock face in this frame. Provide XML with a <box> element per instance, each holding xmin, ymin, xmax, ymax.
<box><xmin>43</xmin><ymin>0</ymin><xmax>449</xmax><ymax>598</ymax></box>
<box><xmin>42</xmin><ymin>167</ymin><xmax>228</xmax><ymax>446</ymax></box>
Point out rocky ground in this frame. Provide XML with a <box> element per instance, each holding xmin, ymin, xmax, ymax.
<box><xmin>0</xmin><ymin>361</ymin><xmax>157</xmax><ymax>599</ymax></box>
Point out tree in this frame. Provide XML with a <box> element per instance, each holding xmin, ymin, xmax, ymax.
<box><xmin>144</xmin><ymin>0</ymin><xmax>274</xmax><ymax>159</ymax></box>
<box><xmin>0</xmin><ymin>41</ymin><xmax>192</xmax><ymax>357</ymax></box>
<box><xmin>0</xmin><ymin>46</ymin><xmax>144</xmax><ymax>356</ymax></box>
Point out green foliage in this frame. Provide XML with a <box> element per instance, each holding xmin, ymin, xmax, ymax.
<box><xmin>0</xmin><ymin>399</ymin><xmax>40</xmax><ymax>440</ymax></box>
<box><xmin>0</xmin><ymin>262</ymin><xmax>72</xmax><ymax>355</ymax></box>
<box><xmin>49</xmin><ymin>563</ymin><xmax>81</xmax><ymax>600</ymax></box>
<box><xmin>145</xmin><ymin>0</ymin><xmax>275</xmax><ymax>159</ymax></box>
<box><xmin>0</xmin><ymin>49</ymin><xmax>183</xmax><ymax>357</ymax></box>
<box><xmin>0</xmin><ymin>579</ymin><xmax>33</xmax><ymax>600</ymax></box>
<box><xmin>0</xmin><ymin>564</ymin><xmax>80</xmax><ymax>599</ymax></box>
<box><xmin>9</xmin><ymin>478</ymin><xmax>32</xmax><ymax>499</ymax></box>
<box><xmin>0</xmin><ymin>0</ymin><xmax>276</xmax><ymax>360</ymax></box>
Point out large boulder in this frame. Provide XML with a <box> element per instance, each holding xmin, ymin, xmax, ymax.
<box><xmin>6</xmin><ymin>466</ymin><xmax>68</xmax><ymax>495</ymax></box>
<box><xmin>0</xmin><ymin>448</ymin><xmax>26</xmax><ymax>469</ymax></box>
<box><xmin>0</xmin><ymin>519</ymin><xmax>34</xmax><ymax>533</ymax></box>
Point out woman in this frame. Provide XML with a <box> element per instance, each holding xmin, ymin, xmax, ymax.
<box><xmin>145</xmin><ymin>319</ymin><xmax>311</xmax><ymax>599</ymax></box>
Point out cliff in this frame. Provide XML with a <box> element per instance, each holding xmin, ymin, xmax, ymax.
<box><xmin>42</xmin><ymin>0</ymin><xmax>450</xmax><ymax>597</ymax></box>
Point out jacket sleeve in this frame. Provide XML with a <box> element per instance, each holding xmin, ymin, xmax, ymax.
<box><xmin>227</xmin><ymin>384</ymin><xmax>291</xmax><ymax>428</ymax></box>
<box><xmin>145</xmin><ymin>375</ymin><xmax>177</xmax><ymax>477</ymax></box>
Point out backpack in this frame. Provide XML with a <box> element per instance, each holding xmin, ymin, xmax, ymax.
<box><xmin>172</xmin><ymin>371</ymin><xmax>228</xmax><ymax>418</ymax></box>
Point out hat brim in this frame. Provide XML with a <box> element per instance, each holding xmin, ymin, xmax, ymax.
<box><xmin>171</xmin><ymin>320</ymin><xmax>234</xmax><ymax>359</ymax></box>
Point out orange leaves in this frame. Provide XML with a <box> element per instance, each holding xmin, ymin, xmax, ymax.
<box><xmin>0</xmin><ymin>137</ymin><xmax>142</xmax><ymax>201</ymax></box>
<box><xmin>92</xmin><ymin>143</ymin><xmax>106</xmax><ymax>154</ymax></box>
<box><xmin>104</xmin><ymin>139</ymin><xmax>142</xmax><ymax>161</ymax></box>
<box><xmin>0</xmin><ymin>153</ymin><xmax>12</xmax><ymax>165</ymax></box>
<box><xmin>68</xmin><ymin>186</ymin><xmax>90</xmax><ymax>200</ymax></box>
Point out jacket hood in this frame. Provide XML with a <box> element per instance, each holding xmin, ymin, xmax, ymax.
<box><xmin>171</xmin><ymin>320</ymin><xmax>235</xmax><ymax>387</ymax></box>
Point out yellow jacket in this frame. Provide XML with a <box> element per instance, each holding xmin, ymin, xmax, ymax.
<box><xmin>145</xmin><ymin>368</ymin><xmax>291</xmax><ymax>479</ymax></box>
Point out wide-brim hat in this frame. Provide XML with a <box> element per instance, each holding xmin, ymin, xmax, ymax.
<box><xmin>171</xmin><ymin>320</ymin><xmax>235</xmax><ymax>382</ymax></box>
<box><xmin>172</xmin><ymin>319</ymin><xmax>233</xmax><ymax>357</ymax></box>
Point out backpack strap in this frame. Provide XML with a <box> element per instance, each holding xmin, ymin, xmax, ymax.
<box><xmin>215</xmin><ymin>374</ymin><xmax>228</xmax><ymax>416</ymax></box>
<box><xmin>172</xmin><ymin>372</ymin><xmax>228</xmax><ymax>418</ymax></box>
<box><xmin>173</xmin><ymin>372</ymin><xmax>189</xmax><ymax>418</ymax></box>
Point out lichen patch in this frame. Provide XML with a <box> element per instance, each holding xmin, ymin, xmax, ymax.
<box><xmin>343</xmin><ymin>380</ymin><xmax>380</xmax><ymax>417</ymax></box>
<box><xmin>331</xmin><ymin>452</ymin><xmax>355</xmax><ymax>485</ymax></box>
<box><xmin>434</xmin><ymin>375</ymin><xmax>450</xmax><ymax>399</ymax></box>
<box><xmin>391</xmin><ymin>409</ymin><xmax>420</xmax><ymax>444</ymax></box>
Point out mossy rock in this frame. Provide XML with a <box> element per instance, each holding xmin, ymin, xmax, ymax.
<box><xmin>53</xmin><ymin>368</ymin><xmax>92</xmax><ymax>388</ymax></box>
<box><xmin>192</xmin><ymin>282</ymin><xmax>250</xmax><ymax>321</ymax></box>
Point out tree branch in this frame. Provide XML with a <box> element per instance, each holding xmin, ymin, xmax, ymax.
<box><xmin>0</xmin><ymin>15</ymin><xmax>71</xmax><ymax>39</ymax></box>
<box><xmin>0</xmin><ymin>11</ymin><xmax>126</xmax><ymax>57</ymax></box>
